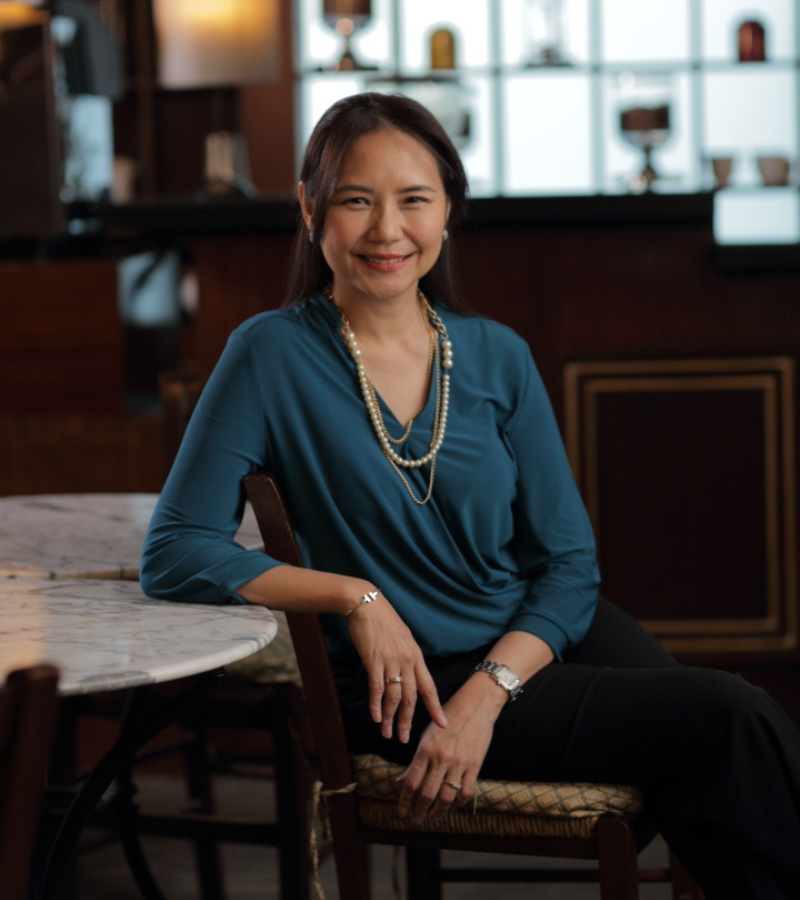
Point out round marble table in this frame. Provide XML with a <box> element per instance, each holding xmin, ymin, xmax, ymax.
<box><xmin>0</xmin><ymin>578</ymin><xmax>277</xmax><ymax>695</ymax></box>
<box><xmin>0</xmin><ymin>578</ymin><xmax>278</xmax><ymax>900</ymax></box>
<box><xmin>0</xmin><ymin>492</ymin><xmax>263</xmax><ymax>580</ymax></box>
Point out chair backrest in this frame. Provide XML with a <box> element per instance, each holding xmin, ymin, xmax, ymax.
<box><xmin>0</xmin><ymin>664</ymin><xmax>60</xmax><ymax>900</ymax></box>
<box><xmin>243</xmin><ymin>471</ymin><xmax>371</xmax><ymax>887</ymax></box>
<box><xmin>243</xmin><ymin>472</ymin><xmax>355</xmax><ymax>790</ymax></box>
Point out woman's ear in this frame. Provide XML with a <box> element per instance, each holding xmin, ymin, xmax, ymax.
<box><xmin>298</xmin><ymin>182</ymin><xmax>313</xmax><ymax>231</ymax></box>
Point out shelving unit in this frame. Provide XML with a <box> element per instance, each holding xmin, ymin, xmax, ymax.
<box><xmin>294</xmin><ymin>0</ymin><xmax>800</xmax><ymax>245</ymax></box>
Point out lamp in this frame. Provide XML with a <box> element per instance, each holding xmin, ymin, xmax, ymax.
<box><xmin>0</xmin><ymin>3</ymin><xmax>46</xmax><ymax>29</ymax></box>
<box><xmin>152</xmin><ymin>0</ymin><xmax>281</xmax><ymax>196</ymax></box>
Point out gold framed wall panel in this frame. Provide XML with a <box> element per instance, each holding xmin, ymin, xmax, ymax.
<box><xmin>564</xmin><ymin>357</ymin><xmax>797</xmax><ymax>655</ymax></box>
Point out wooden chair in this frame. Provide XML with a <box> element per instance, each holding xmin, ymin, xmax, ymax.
<box><xmin>244</xmin><ymin>470</ymin><xmax>705</xmax><ymax>900</ymax></box>
<box><xmin>0</xmin><ymin>664</ymin><xmax>60</xmax><ymax>900</ymax></box>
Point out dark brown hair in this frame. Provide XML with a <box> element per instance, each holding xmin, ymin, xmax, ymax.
<box><xmin>284</xmin><ymin>92</ymin><xmax>470</xmax><ymax>310</ymax></box>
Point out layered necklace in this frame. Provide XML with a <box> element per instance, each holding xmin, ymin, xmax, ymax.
<box><xmin>325</xmin><ymin>286</ymin><xmax>454</xmax><ymax>505</ymax></box>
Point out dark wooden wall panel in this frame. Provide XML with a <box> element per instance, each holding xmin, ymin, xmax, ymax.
<box><xmin>0</xmin><ymin>260</ymin><xmax>126</xmax><ymax>414</ymax></box>
<box><xmin>454</xmin><ymin>221</ymin><xmax>800</xmax><ymax>413</ymax></box>
<box><xmin>0</xmin><ymin>415</ymin><xmax>163</xmax><ymax>496</ymax></box>
<box><xmin>564</xmin><ymin>358</ymin><xmax>796</xmax><ymax>658</ymax></box>
<box><xmin>189</xmin><ymin>234</ymin><xmax>295</xmax><ymax>374</ymax></box>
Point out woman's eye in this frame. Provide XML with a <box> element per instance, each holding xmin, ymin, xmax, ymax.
<box><xmin>342</xmin><ymin>196</ymin><xmax>368</xmax><ymax>206</ymax></box>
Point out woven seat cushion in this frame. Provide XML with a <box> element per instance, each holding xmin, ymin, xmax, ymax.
<box><xmin>224</xmin><ymin>610</ymin><xmax>302</xmax><ymax>685</ymax></box>
<box><xmin>353</xmin><ymin>753</ymin><xmax>643</xmax><ymax>840</ymax></box>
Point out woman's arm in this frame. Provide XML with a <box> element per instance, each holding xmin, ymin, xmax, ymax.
<box><xmin>142</xmin><ymin>321</ymin><xmax>446</xmax><ymax>735</ymax></box>
<box><xmin>238</xmin><ymin>565</ymin><xmax>448</xmax><ymax>738</ymax></box>
<box><xmin>503</xmin><ymin>346</ymin><xmax>600</xmax><ymax>659</ymax></box>
<box><xmin>140</xmin><ymin>330</ymin><xmax>280</xmax><ymax>602</ymax></box>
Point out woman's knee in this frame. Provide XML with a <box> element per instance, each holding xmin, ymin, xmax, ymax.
<box><xmin>566</xmin><ymin>596</ymin><xmax>679</xmax><ymax>669</ymax></box>
<box><xmin>680</xmin><ymin>668</ymin><xmax>777</xmax><ymax>743</ymax></box>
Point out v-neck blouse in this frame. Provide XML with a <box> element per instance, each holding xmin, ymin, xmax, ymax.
<box><xmin>140</xmin><ymin>294</ymin><xmax>600</xmax><ymax>660</ymax></box>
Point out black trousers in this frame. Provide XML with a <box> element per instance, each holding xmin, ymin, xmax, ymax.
<box><xmin>337</xmin><ymin>598</ymin><xmax>800</xmax><ymax>900</ymax></box>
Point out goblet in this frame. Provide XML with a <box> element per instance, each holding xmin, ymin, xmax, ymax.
<box><xmin>323</xmin><ymin>0</ymin><xmax>375</xmax><ymax>71</ymax></box>
<box><xmin>617</xmin><ymin>72</ymin><xmax>673</xmax><ymax>191</ymax></box>
<box><xmin>523</xmin><ymin>0</ymin><xmax>568</xmax><ymax>66</ymax></box>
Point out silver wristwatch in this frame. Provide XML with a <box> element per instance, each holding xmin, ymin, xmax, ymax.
<box><xmin>473</xmin><ymin>660</ymin><xmax>523</xmax><ymax>702</ymax></box>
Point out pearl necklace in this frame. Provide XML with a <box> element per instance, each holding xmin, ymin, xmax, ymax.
<box><xmin>326</xmin><ymin>287</ymin><xmax>454</xmax><ymax>505</ymax></box>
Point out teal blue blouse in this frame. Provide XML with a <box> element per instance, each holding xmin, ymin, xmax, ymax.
<box><xmin>140</xmin><ymin>294</ymin><xmax>600</xmax><ymax>660</ymax></box>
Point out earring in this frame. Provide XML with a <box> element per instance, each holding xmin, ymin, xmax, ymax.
<box><xmin>307</xmin><ymin>229</ymin><xmax>314</xmax><ymax>244</ymax></box>
<box><xmin>442</xmin><ymin>228</ymin><xmax>449</xmax><ymax>242</ymax></box>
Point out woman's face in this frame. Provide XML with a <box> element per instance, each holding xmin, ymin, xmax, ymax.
<box><xmin>302</xmin><ymin>128</ymin><xmax>450</xmax><ymax>309</ymax></box>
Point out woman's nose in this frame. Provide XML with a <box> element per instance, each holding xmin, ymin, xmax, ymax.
<box><xmin>368</xmin><ymin>205</ymin><xmax>402</xmax><ymax>241</ymax></box>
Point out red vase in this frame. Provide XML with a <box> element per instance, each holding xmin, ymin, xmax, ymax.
<box><xmin>738</xmin><ymin>20</ymin><xmax>766</xmax><ymax>62</ymax></box>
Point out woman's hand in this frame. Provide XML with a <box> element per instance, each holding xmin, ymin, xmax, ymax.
<box><xmin>396</xmin><ymin>677</ymin><xmax>507</xmax><ymax>823</ymax></box>
<box><xmin>395</xmin><ymin>632</ymin><xmax>554</xmax><ymax>822</ymax></box>
<box><xmin>346</xmin><ymin>594</ymin><xmax>447</xmax><ymax>743</ymax></box>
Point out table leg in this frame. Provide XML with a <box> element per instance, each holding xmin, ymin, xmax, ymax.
<box><xmin>40</xmin><ymin>669</ymin><xmax>224</xmax><ymax>900</ymax></box>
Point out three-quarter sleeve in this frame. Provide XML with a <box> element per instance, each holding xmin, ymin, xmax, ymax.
<box><xmin>140</xmin><ymin>329</ymin><xmax>283</xmax><ymax>603</ymax></box>
<box><xmin>502</xmin><ymin>343</ymin><xmax>600</xmax><ymax>658</ymax></box>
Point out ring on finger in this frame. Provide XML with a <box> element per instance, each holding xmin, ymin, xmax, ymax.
<box><xmin>444</xmin><ymin>780</ymin><xmax>462</xmax><ymax>791</ymax></box>
<box><xmin>385</xmin><ymin>676</ymin><xmax>403</xmax><ymax>684</ymax></box>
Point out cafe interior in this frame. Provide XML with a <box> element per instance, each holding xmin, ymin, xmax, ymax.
<box><xmin>1</xmin><ymin>0</ymin><xmax>799</xmax><ymax>898</ymax></box>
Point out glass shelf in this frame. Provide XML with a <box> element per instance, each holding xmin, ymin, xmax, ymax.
<box><xmin>599</xmin><ymin>0</ymin><xmax>692</xmax><ymax>64</ymax></box>
<box><xmin>295</xmin><ymin>0</ymin><xmax>800</xmax><ymax>245</ymax></box>
<box><xmin>503</xmin><ymin>71</ymin><xmax>593</xmax><ymax>196</ymax></box>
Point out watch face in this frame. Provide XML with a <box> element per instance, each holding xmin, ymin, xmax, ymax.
<box><xmin>498</xmin><ymin>669</ymin><xmax>520</xmax><ymax>691</ymax></box>
<box><xmin>474</xmin><ymin>661</ymin><xmax>522</xmax><ymax>699</ymax></box>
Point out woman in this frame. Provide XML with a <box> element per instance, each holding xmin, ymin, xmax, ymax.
<box><xmin>141</xmin><ymin>92</ymin><xmax>800</xmax><ymax>900</ymax></box>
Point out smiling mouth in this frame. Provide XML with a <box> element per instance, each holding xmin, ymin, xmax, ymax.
<box><xmin>358</xmin><ymin>253</ymin><xmax>413</xmax><ymax>267</ymax></box>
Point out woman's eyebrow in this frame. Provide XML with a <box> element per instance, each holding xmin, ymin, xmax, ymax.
<box><xmin>332</xmin><ymin>184</ymin><xmax>438</xmax><ymax>194</ymax></box>
<box><xmin>333</xmin><ymin>184</ymin><xmax>374</xmax><ymax>194</ymax></box>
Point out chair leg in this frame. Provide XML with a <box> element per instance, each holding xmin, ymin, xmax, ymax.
<box><xmin>597</xmin><ymin>817</ymin><xmax>640</xmax><ymax>900</ymax></box>
<box><xmin>405</xmin><ymin>846</ymin><xmax>442</xmax><ymax>900</ymax></box>
<box><xmin>273</xmin><ymin>685</ymin><xmax>312</xmax><ymax>900</ymax></box>
<box><xmin>181</xmin><ymin>715</ymin><xmax>228</xmax><ymax>900</ymax></box>
<box><xmin>329</xmin><ymin>816</ymin><xmax>372</xmax><ymax>900</ymax></box>
<box><xmin>669</xmin><ymin>848</ymin><xmax>706</xmax><ymax>900</ymax></box>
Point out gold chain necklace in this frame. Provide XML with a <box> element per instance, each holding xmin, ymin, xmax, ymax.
<box><xmin>325</xmin><ymin>286</ymin><xmax>454</xmax><ymax>505</ymax></box>
<box><xmin>383</xmin><ymin>325</ymin><xmax>437</xmax><ymax>446</ymax></box>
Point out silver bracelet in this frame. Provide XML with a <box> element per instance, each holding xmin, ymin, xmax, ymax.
<box><xmin>344</xmin><ymin>588</ymin><xmax>382</xmax><ymax>618</ymax></box>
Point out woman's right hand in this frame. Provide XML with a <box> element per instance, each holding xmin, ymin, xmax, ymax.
<box><xmin>346</xmin><ymin>593</ymin><xmax>447</xmax><ymax>743</ymax></box>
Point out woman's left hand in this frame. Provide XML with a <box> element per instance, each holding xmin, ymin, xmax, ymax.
<box><xmin>395</xmin><ymin>676</ymin><xmax>507</xmax><ymax>824</ymax></box>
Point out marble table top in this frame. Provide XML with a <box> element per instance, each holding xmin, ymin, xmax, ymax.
<box><xmin>0</xmin><ymin>578</ymin><xmax>277</xmax><ymax>696</ymax></box>
<box><xmin>0</xmin><ymin>493</ymin><xmax>263</xmax><ymax>580</ymax></box>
